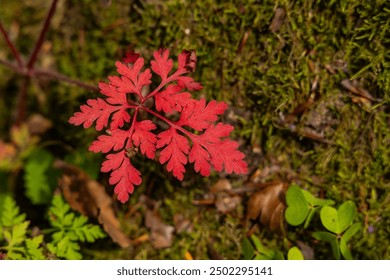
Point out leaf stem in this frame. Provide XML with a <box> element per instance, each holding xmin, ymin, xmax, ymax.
<box><xmin>0</xmin><ymin>21</ymin><xmax>23</xmax><ymax>68</ymax></box>
<box><xmin>143</xmin><ymin>69</ymin><xmax>185</xmax><ymax>102</ymax></box>
<box><xmin>26</xmin><ymin>0</ymin><xmax>59</xmax><ymax>70</ymax></box>
<box><xmin>141</xmin><ymin>106</ymin><xmax>195</xmax><ymax>138</ymax></box>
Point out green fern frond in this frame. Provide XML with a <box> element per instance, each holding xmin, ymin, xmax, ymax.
<box><xmin>47</xmin><ymin>194</ymin><xmax>105</xmax><ymax>259</ymax></box>
<box><xmin>0</xmin><ymin>196</ymin><xmax>26</xmax><ymax>227</ymax></box>
<box><xmin>24</xmin><ymin>149</ymin><xmax>58</xmax><ymax>205</ymax></box>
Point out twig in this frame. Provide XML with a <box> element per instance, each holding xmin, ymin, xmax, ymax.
<box><xmin>0</xmin><ymin>59</ymin><xmax>99</xmax><ymax>92</ymax></box>
<box><xmin>0</xmin><ymin>21</ymin><xmax>23</xmax><ymax>68</ymax></box>
<box><xmin>27</xmin><ymin>0</ymin><xmax>59</xmax><ymax>70</ymax></box>
<box><xmin>15</xmin><ymin>77</ymin><xmax>30</xmax><ymax>125</ymax></box>
<box><xmin>35</xmin><ymin>69</ymin><xmax>99</xmax><ymax>92</ymax></box>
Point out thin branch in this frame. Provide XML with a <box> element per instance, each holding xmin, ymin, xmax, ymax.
<box><xmin>0</xmin><ymin>59</ymin><xmax>99</xmax><ymax>91</ymax></box>
<box><xmin>0</xmin><ymin>20</ymin><xmax>23</xmax><ymax>68</ymax></box>
<box><xmin>0</xmin><ymin>58</ymin><xmax>23</xmax><ymax>73</ymax></box>
<box><xmin>15</xmin><ymin>77</ymin><xmax>30</xmax><ymax>125</ymax></box>
<box><xmin>27</xmin><ymin>0</ymin><xmax>59</xmax><ymax>69</ymax></box>
<box><xmin>35</xmin><ymin>69</ymin><xmax>99</xmax><ymax>92</ymax></box>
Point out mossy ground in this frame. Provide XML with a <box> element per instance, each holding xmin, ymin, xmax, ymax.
<box><xmin>0</xmin><ymin>0</ymin><xmax>389</xmax><ymax>259</ymax></box>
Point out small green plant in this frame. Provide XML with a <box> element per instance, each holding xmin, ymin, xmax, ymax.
<box><xmin>242</xmin><ymin>235</ymin><xmax>284</xmax><ymax>260</ymax></box>
<box><xmin>312</xmin><ymin>202</ymin><xmax>362</xmax><ymax>260</ymax></box>
<box><xmin>285</xmin><ymin>184</ymin><xmax>334</xmax><ymax>228</ymax></box>
<box><xmin>0</xmin><ymin>194</ymin><xmax>105</xmax><ymax>260</ymax></box>
<box><xmin>242</xmin><ymin>235</ymin><xmax>304</xmax><ymax>260</ymax></box>
<box><xmin>24</xmin><ymin>148</ymin><xmax>60</xmax><ymax>205</ymax></box>
<box><xmin>285</xmin><ymin>185</ymin><xmax>362</xmax><ymax>260</ymax></box>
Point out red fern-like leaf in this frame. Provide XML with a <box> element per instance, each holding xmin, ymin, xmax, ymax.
<box><xmin>69</xmin><ymin>49</ymin><xmax>248</xmax><ymax>203</ymax></box>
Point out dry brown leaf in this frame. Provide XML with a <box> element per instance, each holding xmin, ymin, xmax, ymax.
<box><xmin>192</xmin><ymin>179</ymin><xmax>242</xmax><ymax>214</ymax></box>
<box><xmin>246</xmin><ymin>181</ymin><xmax>287</xmax><ymax>232</ymax></box>
<box><xmin>145</xmin><ymin>209</ymin><xmax>174</xmax><ymax>249</ymax></box>
<box><xmin>26</xmin><ymin>114</ymin><xmax>52</xmax><ymax>135</ymax></box>
<box><xmin>54</xmin><ymin>160</ymin><xmax>131</xmax><ymax>248</ymax></box>
<box><xmin>173</xmin><ymin>213</ymin><xmax>193</xmax><ymax>233</ymax></box>
<box><xmin>215</xmin><ymin>193</ymin><xmax>241</xmax><ymax>214</ymax></box>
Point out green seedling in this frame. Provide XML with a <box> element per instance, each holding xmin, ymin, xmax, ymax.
<box><xmin>313</xmin><ymin>201</ymin><xmax>362</xmax><ymax>259</ymax></box>
<box><xmin>285</xmin><ymin>184</ymin><xmax>334</xmax><ymax>228</ymax></box>
<box><xmin>242</xmin><ymin>235</ymin><xmax>284</xmax><ymax>260</ymax></box>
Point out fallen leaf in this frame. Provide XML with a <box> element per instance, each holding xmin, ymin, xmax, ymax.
<box><xmin>246</xmin><ymin>181</ymin><xmax>288</xmax><ymax>232</ymax></box>
<box><xmin>210</xmin><ymin>178</ymin><xmax>231</xmax><ymax>193</ymax></box>
<box><xmin>215</xmin><ymin>193</ymin><xmax>242</xmax><ymax>214</ymax></box>
<box><xmin>26</xmin><ymin>114</ymin><xmax>52</xmax><ymax>135</ymax></box>
<box><xmin>145</xmin><ymin>209</ymin><xmax>174</xmax><ymax>249</ymax></box>
<box><xmin>173</xmin><ymin>213</ymin><xmax>193</xmax><ymax>233</ymax></box>
<box><xmin>54</xmin><ymin>160</ymin><xmax>131</xmax><ymax>248</ymax></box>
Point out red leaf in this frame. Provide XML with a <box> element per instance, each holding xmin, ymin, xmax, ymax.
<box><xmin>69</xmin><ymin>98</ymin><xmax>123</xmax><ymax>131</ymax></box>
<box><xmin>189</xmin><ymin>123</ymin><xmax>247</xmax><ymax>176</ymax></box>
<box><xmin>122</xmin><ymin>50</ymin><xmax>140</xmax><ymax>64</ymax></box>
<box><xmin>108</xmin><ymin>75</ymin><xmax>136</xmax><ymax>94</ymax></box>
<box><xmin>99</xmin><ymin>82</ymin><xmax>127</xmax><ymax>104</ymax></box>
<box><xmin>70</xmin><ymin>49</ymin><xmax>248</xmax><ymax>203</ymax></box>
<box><xmin>101</xmin><ymin>152</ymin><xmax>124</xmax><ymax>172</ymax></box>
<box><xmin>89</xmin><ymin>129</ymin><xmax>129</xmax><ymax>153</ymax></box>
<box><xmin>156</xmin><ymin>128</ymin><xmax>190</xmax><ymax>180</ymax></box>
<box><xmin>151</xmin><ymin>49</ymin><xmax>173</xmax><ymax>79</ymax></box>
<box><xmin>101</xmin><ymin>151</ymin><xmax>142</xmax><ymax>203</ymax></box>
<box><xmin>115</xmin><ymin>60</ymin><xmax>152</xmax><ymax>95</ymax></box>
<box><xmin>132</xmin><ymin>120</ymin><xmax>157</xmax><ymax>159</ymax></box>
<box><xmin>155</xmin><ymin>84</ymin><xmax>194</xmax><ymax>113</ymax></box>
<box><xmin>188</xmin><ymin>142</ymin><xmax>211</xmax><ymax>176</ymax></box>
<box><xmin>177</xmin><ymin>76</ymin><xmax>203</xmax><ymax>91</ymax></box>
<box><xmin>177</xmin><ymin>98</ymin><xmax>228</xmax><ymax>130</ymax></box>
<box><xmin>177</xmin><ymin>49</ymin><xmax>197</xmax><ymax>73</ymax></box>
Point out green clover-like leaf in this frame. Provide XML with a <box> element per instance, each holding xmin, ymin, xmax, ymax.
<box><xmin>285</xmin><ymin>184</ymin><xmax>309</xmax><ymax>226</ymax></box>
<box><xmin>320</xmin><ymin>201</ymin><xmax>356</xmax><ymax>234</ymax></box>
<box><xmin>287</xmin><ymin>246</ymin><xmax>304</xmax><ymax>260</ymax></box>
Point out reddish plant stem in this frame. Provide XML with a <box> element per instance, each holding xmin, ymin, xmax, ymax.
<box><xmin>143</xmin><ymin>69</ymin><xmax>186</xmax><ymax>102</ymax></box>
<box><xmin>141</xmin><ymin>106</ymin><xmax>196</xmax><ymax>139</ymax></box>
<box><xmin>0</xmin><ymin>20</ymin><xmax>23</xmax><ymax>68</ymax></box>
<box><xmin>15</xmin><ymin>77</ymin><xmax>30</xmax><ymax>125</ymax></box>
<box><xmin>0</xmin><ymin>59</ymin><xmax>99</xmax><ymax>92</ymax></box>
<box><xmin>35</xmin><ymin>69</ymin><xmax>99</xmax><ymax>92</ymax></box>
<box><xmin>27</xmin><ymin>0</ymin><xmax>58</xmax><ymax>70</ymax></box>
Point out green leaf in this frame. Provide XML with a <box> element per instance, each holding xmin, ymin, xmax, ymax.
<box><xmin>25</xmin><ymin>235</ymin><xmax>45</xmax><ymax>260</ymax></box>
<box><xmin>5</xmin><ymin>221</ymin><xmax>29</xmax><ymax>248</ymax></box>
<box><xmin>242</xmin><ymin>238</ymin><xmax>255</xmax><ymax>260</ymax></box>
<box><xmin>339</xmin><ymin>238</ymin><xmax>352</xmax><ymax>260</ymax></box>
<box><xmin>47</xmin><ymin>237</ymin><xmax>82</xmax><ymax>260</ymax></box>
<box><xmin>302</xmin><ymin>189</ymin><xmax>334</xmax><ymax>207</ymax></box>
<box><xmin>1</xmin><ymin>196</ymin><xmax>26</xmax><ymax>227</ymax></box>
<box><xmin>285</xmin><ymin>184</ymin><xmax>309</xmax><ymax>226</ymax></box>
<box><xmin>320</xmin><ymin>201</ymin><xmax>356</xmax><ymax>234</ymax></box>
<box><xmin>342</xmin><ymin>223</ymin><xmax>362</xmax><ymax>243</ymax></box>
<box><xmin>250</xmin><ymin>235</ymin><xmax>265</xmax><ymax>252</ymax></box>
<box><xmin>338</xmin><ymin>201</ymin><xmax>356</xmax><ymax>233</ymax></box>
<box><xmin>287</xmin><ymin>246</ymin><xmax>304</xmax><ymax>260</ymax></box>
<box><xmin>313</xmin><ymin>231</ymin><xmax>340</xmax><ymax>259</ymax></box>
<box><xmin>24</xmin><ymin>148</ymin><xmax>57</xmax><ymax>204</ymax></box>
<box><xmin>339</xmin><ymin>223</ymin><xmax>362</xmax><ymax>260</ymax></box>
<box><xmin>48</xmin><ymin>194</ymin><xmax>105</xmax><ymax>259</ymax></box>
